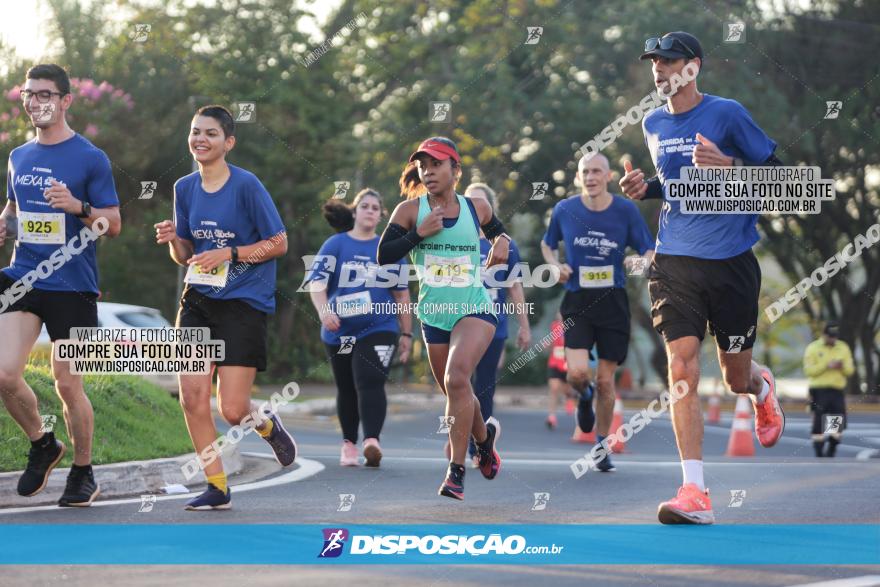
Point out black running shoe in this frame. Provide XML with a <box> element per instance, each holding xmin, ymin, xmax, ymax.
<box><xmin>577</xmin><ymin>384</ymin><xmax>596</xmax><ymax>433</ymax></box>
<box><xmin>58</xmin><ymin>466</ymin><xmax>100</xmax><ymax>507</ymax></box>
<box><xmin>476</xmin><ymin>417</ymin><xmax>501</xmax><ymax>480</ymax></box>
<box><xmin>185</xmin><ymin>483</ymin><xmax>231</xmax><ymax>511</ymax></box>
<box><xmin>17</xmin><ymin>433</ymin><xmax>66</xmax><ymax>497</ymax></box>
<box><xmin>263</xmin><ymin>414</ymin><xmax>297</xmax><ymax>467</ymax></box>
<box><xmin>438</xmin><ymin>463</ymin><xmax>465</xmax><ymax>501</ymax></box>
<box><xmin>594</xmin><ymin>445</ymin><xmax>616</xmax><ymax>472</ymax></box>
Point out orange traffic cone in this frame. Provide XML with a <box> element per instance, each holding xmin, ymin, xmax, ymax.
<box><xmin>571</xmin><ymin>424</ymin><xmax>596</xmax><ymax>443</ymax></box>
<box><xmin>706</xmin><ymin>394</ymin><xmax>721</xmax><ymax>424</ymax></box>
<box><xmin>725</xmin><ymin>395</ymin><xmax>755</xmax><ymax>457</ymax></box>
<box><xmin>608</xmin><ymin>394</ymin><xmax>627</xmax><ymax>453</ymax></box>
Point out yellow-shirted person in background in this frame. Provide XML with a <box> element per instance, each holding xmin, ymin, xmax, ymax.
<box><xmin>803</xmin><ymin>321</ymin><xmax>854</xmax><ymax>457</ymax></box>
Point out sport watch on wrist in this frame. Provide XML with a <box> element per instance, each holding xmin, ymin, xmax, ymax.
<box><xmin>77</xmin><ymin>202</ymin><xmax>91</xmax><ymax>219</ymax></box>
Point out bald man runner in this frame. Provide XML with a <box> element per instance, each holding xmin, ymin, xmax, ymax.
<box><xmin>541</xmin><ymin>153</ymin><xmax>654</xmax><ymax>472</ymax></box>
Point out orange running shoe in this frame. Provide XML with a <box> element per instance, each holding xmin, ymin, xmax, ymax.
<box><xmin>752</xmin><ymin>367</ymin><xmax>785</xmax><ymax>448</ymax></box>
<box><xmin>657</xmin><ymin>483</ymin><xmax>715</xmax><ymax>525</ymax></box>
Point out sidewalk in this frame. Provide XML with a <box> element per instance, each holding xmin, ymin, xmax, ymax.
<box><xmin>0</xmin><ymin>443</ymin><xmax>262</xmax><ymax>508</ymax></box>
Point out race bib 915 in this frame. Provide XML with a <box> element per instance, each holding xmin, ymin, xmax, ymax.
<box><xmin>579</xmin><ymin>265</ymin><xmax>614</xmax><ymax>288</ymax></box>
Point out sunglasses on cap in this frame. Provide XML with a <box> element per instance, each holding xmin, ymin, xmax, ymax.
<box><xmin>644</xmin><ymin>37</ymin><xmax>697</xmax><ymax>59</ymax></box>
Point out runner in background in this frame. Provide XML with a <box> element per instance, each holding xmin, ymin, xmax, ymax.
<box><xmin>804</xmin><ymin>321</ymin><xmax>853</xmax><ymax>457</ymax></box>
<box><xmin>464</xmin><ymin>183</ymin><xmax>531</xmax><ymax>466</ymax></box>
<box><xmin>305</xmin><ymin>189</ymin><xmax>412</xmax><ymax>467</ymax></box>
<box><xmin>155</xmin><ymin>105</ymin><xmax>295</xmax><ymax>510</ymax></box>
<box><xmin>545</xmin><ymin>312</ymin><xmax>574</xmax><ymax>430</ymax></box>
<box><xmin>0</xmin><ymin>64</ymin><xmax>121</xmax><ymax>507</ymax></box>
<box><xmin>542</xmin><ymin>152</ymin><xmax>654</xmax><ymax>472</ymax></box>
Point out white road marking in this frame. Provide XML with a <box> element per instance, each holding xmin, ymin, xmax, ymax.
<box><xmin>0</xmin><ymin>453</ymin><xmax>323</xmax><ymax>516</ymax></box>
<box><xmin>786</xmin><ymin>575</ymin><xmax>880</xmax><ymax>587</ymax></box>
<box><xmin>856</xmin><ymin>449</ymin><xmax>880</xmax><ymax>460</ymax></box>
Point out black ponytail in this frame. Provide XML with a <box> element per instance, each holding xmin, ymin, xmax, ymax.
<box><xmin>322</xmin><ymin>199</ymin><xmax>355</xmax><ymax>233</ymax></box>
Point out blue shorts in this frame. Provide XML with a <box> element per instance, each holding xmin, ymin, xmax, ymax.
<box><xmin>421</xmin><ymin>313</ymin><xmax>498</xmax><ymax>344</ymax></box>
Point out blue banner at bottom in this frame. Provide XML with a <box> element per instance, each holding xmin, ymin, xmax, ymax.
<box><xmin>0</xmin><ymin>524</ymin><xmax>877</xmax><ymax>565</ymax></box>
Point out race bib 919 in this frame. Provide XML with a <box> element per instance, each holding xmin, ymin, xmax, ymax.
<box><xmin>424</xmin><ymin>253</ymin><xmax>474</xmax><ymax>287</ymax></box>
<box><xmin>18</xmin><ymin>211</ymin><xmax>65</xmax><ymax>245</ymax></box>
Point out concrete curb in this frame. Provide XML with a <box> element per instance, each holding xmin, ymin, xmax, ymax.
<box><xmin>0</xmin><ymin>444</ymin><xmax>242</xmax><ymax>508</ymax></box>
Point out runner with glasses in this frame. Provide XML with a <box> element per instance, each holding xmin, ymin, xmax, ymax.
<box><xmin>0</xmin><ymin>64</ymin><xmax>122</xmax><ymax>507</ymax></box>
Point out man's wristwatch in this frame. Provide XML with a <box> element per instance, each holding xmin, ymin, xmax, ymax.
<box><xmin>77</xmin><ymin>202</ymin><xmax>91</xmax><ymax>219</ymax></box>
<box><xmin>400</xmin><ymin>333</ymin><xmax>413</xmax><ymax>338</ymax></box>
<box><xmin>231</xmin><ymin>246</ymin><xmax>239</xmax><ymax>264</ymax></box>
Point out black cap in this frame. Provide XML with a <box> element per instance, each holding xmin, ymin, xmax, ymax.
<box><xmin>640</xmin><ymin>32</ymin><xmax>704</xmax><ymax>62</ymax></box>
<box><xmin>824</xmin><ymin>321</ymin><xmax>840</xmax><ymax>337</ymax></box>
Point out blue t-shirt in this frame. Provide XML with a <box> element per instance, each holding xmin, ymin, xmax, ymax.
<box><xmin>542</xmin><ymin>194</ymin><xmax>653</xmax><ymax>291</ymax></box>
<box><xmin>642</xmin><ymin>94</ymin><xmax>777</xmax><ymax>259</ymax></box>
<box><xmin>306</xmin><ymin>232</ymin><xmax>408</xmax><ymax>345</ymax></box>
<box><xmin>174</xmin><ymin>165</ymin><xmax>286</xmax><ymax>314</ymax></box>
<box><xmin>479</xmin><ymin>237</ymin><xmax>521</xmax><ymax>340</ymax></box>
<box><xmin>4</xmin><ymin>134</ymin><xmax>118</xmax><ymax>293</ymax></box>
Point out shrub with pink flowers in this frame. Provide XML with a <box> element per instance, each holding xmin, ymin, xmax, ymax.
<box><xmin>1</xmin><ymin>77</ymin><xmax>134</xmax><ymax>148</ymax></box>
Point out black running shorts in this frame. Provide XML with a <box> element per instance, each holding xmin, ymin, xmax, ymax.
<box><xmin>559</xmin><ymin>287</ymin><xmax>630</xmax><ymax>364</ymax></box>
<box><xmin>809</xmin><ymin>387</ymin><xmax>847</xmax><ymax>434</ymax></box>
<box><xmin>176</xmin><ymin>287</ymin><xmax>268</xmax><ymax>371</ymax></box>
<box><xmin>0</xmin><ymin>272</ymin><xmax>98</xmax><ymax>340</ymax></box>
<box><xmin>648</xmin><ymin>250</ymin><xmax>761</xmax><ymax>353</ymax></box>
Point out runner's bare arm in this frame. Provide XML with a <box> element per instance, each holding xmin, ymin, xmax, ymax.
<box><xmin>81</xmin><ymin>205</ymin><xmax>121</xmax><ymax>237</ymax></box>
<box><xmin>540</xmin><ymin>240</ymin><xmax>572</xmax><ymax>283</ymax></box>
<box><xmin>154</xmin><ymin>219</ymin><xmax>194</xmax><ymax>266</ymax></box>
<box><xmin>0</xmin><ymin>201</ymin><xmax>13</xmax><ymax>246</ymax></box>
<box><xmin>43</xmin><ymin>180</ymin><xmax>122</xmax><ymax>237</ymax></box>
<box><xmin>233</xmin><ymin>232</ymin><xmax>288</xmax><ymax>263</ymax></box>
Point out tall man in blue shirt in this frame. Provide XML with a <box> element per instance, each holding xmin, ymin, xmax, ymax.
<box><xmin>542</xmin><ymin>152</ymin><xmax>654</xmax><ymax>473</ymax></box>
<box><xmin>619</xmin><ymin>32</ymin><xmax>785</xmax><ymax>525</ymax></box>
<box><xmin>0</xmin><ymin>64</ymin><xmax>121</xmax><ymax>507</ymax></box>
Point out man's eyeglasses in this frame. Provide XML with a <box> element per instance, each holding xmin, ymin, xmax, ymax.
<box><xmin>644</xmin><ymin>37</ymin><xmax>696</xmax><ymax>59</ymax></box>
<box><xmin>20</xmin><ymin>90</ymin><xmax>65</xmax><ymax>104</ymax></box>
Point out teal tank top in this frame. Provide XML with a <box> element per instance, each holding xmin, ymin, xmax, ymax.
<box><xmin>411</xmin><ymin>194</ymin><xmax>495</xmax><ymax>331</ymax></box>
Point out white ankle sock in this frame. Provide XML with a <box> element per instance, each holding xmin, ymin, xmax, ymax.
<box><xmin>682</xmin><ymin>460</ymin><xmax>705</xmax><ymax>491</ymax></box>
<box><xmin>752</xmin><ymin>379</ymin><xmax>770</xmax><ymax>405</ymax></box>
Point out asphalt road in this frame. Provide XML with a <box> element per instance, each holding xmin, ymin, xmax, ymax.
<box><xmin>2</xmin><ymin>403</ymin><xmax>879</xmax><ymax>586</ymax></box>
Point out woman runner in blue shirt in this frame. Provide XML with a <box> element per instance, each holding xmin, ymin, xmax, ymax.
<box><xmin>305</xmin><ymin>189</ymin><xmax>412</xmax><ymax>468</ymax></box>
<box><xmin>154</xmin><ymin>105</ymin><xmax>296</xmax><ymax>511</ymax></box>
